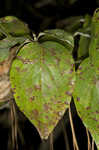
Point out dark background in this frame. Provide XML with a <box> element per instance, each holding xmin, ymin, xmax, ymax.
<box><xmin>0</xmin><ymin>0</ymin><xmax>98</xmax><ymax>150</ymax></box>
<box><xmin>0</xmin><ymin>0</ymin><xmax>98</xmax><ymax>33</ymax></box>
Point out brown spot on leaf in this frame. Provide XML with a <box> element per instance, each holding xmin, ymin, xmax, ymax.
<box><xmin>43</xmin><ymin>104</ymin><xmax>50</xmax><ymax>112</ymax></box>
<box><xmin>55</xmin><ymin>57</ymin><xmax>60</xmax><ymax>65</ymax></box>
<box><xmin>79</xmin><ymin>66</ymin><xmax>82</xmax><ymax>70</ymax></box>
<box><xmin>30</xmin><ymin>96</ymin><xmax>35</xmax><ymax>102</ymax></box>
<box><xmin>64</xmin><ymin>101</ymin><xmax>69</xmax><ymax>105</ymax></box>
<box><xmin>86</xmin><ymin>106</ymin><xmax>91</xmax><ymax>110</ymax></box>
<box><xmin>49</xmin><ymin>48</ymin><xmax>56</xmax><ymax>56</ymax></box>
<box><xmin>69</xmin><ymin>68</ymin><xmax>74</xmax><ymax>74</ymax></box>
<box><xmin>45</xmin><ymin>115</ymin><xmax>49</xmax><ymax>119</ymax></box>
<box><xmin>32</xmin><ymin>109</ymin><xmax>39</xmax><ymax>117</ymax></box>
<box><xmin>79</xmin><ymin>77</ymin><xmax>84</xmax><ymax>80</ymax></box>
<box><xmin>91</xmin><ymin>64</ymin><xmax>94</xmax><ymax>67</ymax></box>
<box><xmin>97</xmin><ymin>125</ymin><xmax>99</xmax><ymax>128</ymax></box>
<box><xmin>61</xmin><ymin>71</ymin><xmax>64</xmax><ymax>76</ymax></box>
<box><xmin>57</xmin><ymin>100</ymin><xmax>62</xmax><ymax>104</ymax></box>
<box><xmin>16</xmin><ymin>96</ymin><xmax>20</xmax><ymax>99</ymax></box>
<box><xmin>17</xmin><ymin>56</ymin><xmax>36</xmax><ymax>65</ymax></box>
<box><xmin>77</xmin><ymin>97</ymin><xmax>80</xmax><ymax>101</ymax></box>
<box><xmin>80</xmin><ymin>72</ymin><xmax>83</xmax><ymax>75</ymax></box>
<box><xmin>16</xmin><ymin>67</ymin><xmax>20</xmax><ymax>72</ymax></box>
<box><xmin>51</xmin><ymin>76</ymin><xmax>54</xmax><ymax>80</ymax></box>
<box><xmin>34</xmin><ymin>85</ymin><xmax>41</xmax><ymax>91</ymax></box>
<box><xmin>92</xmin><ymin>118</ymin><xmax>98</xmax><ymax>122</ymax></box>
<box><xmin>65</xmin><ymin>91</ymin><xmax>72</xmax><ymax>96</ymax></box>
<box><xmin>12</xmin><ymin>87</ymin><xmax>16</xmax><ymax>91</ymax></box>
<box><xmin>96</xmin><ymin>110</ymin><xmax>99</xmax><ymax>114</ymax></box>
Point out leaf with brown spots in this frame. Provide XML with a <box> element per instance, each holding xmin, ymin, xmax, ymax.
<box><xmin>89</xmin><ymin>8</ymin><xmax>99</xmax><ymax>76</ymax></box>
<box><xmin>10</xmin><ymin>40</ymin><xmax>75</xmax><ymax>139</ymax></box>
<box><xmin>73</xmin><ymin>58</ymin><xmax>99</xmax><ymax>149</ymax></box>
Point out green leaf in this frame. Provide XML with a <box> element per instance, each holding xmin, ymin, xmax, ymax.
<box><xmin>0</xmin><ymin>16</ymin><xmax>30</xmax><ymax>37</ymax></box>
<box><xmin>77</xmin><ymin>15</ymin><xmax>91</xmax><ymax>58</ymax></box>
<box><xmin>0</xmin><ymin>36</ymin><xmax>28</xmax><ymax>63</ymax></box>
<box><xmin>89</xmin><ymin>8</ymin><xmax>99</xmax><ymax>74</ymax></box>
<box><xmin>38</xmin><ymin>29</ymin><xmax>74</xmax><ymax>53</ymax></box>
<box><xmin>73</xmin><ymin>58</ymin><xmax>99</xmax><ymax>149</ymax></box>
<box><xmin>10</xmin><ymin>41</ymin><xmax>75</xmax><ymax>139</ymax></box>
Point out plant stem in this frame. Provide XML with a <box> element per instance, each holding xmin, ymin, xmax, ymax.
<box><xmin>92</xmin><ymin>140</ymin><xmax>94</xmax><ymax>150</ymax></box>
<box><xmin>10</xmin><ymin>99</ymin><xmax>18</xmax><ymax>150</ymax></box>
<box><xmin>69</xmin><ymin>106</ymin><xmax>79</xmax><ymax>150</ymax></box>
<box><xmin>86</xmin><ymin>129</ymin><xmax>91</xmax><ymax>150</ymax></box>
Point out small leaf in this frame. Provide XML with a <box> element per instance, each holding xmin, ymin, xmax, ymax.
<box><xmin>0</xmin><ymin>16</ymin><xmax>30</xmax><ymax>37</ymax></box>
<box><xmin>0</xmin><ymin>36</ymin><xmax>27</xmax><ymax>63</ymax></box>
<box><xmin>77</xmin><ymin>15</ymin><xmax>91</xmax><ymax>58</ymax></box>
<box><xmin>73</xmin><ymin>58</ymin><xmax>99</xmax><ymax>149</ymax></box>
<box><xmin>38</xmin><ymin>29</ymin><xmax>74</xmax><ymax>52</ymax></box>
<box><xmin>10</xmin><ymin>41</ymin><xmax>75</xmax><ymax>139</ymax></box>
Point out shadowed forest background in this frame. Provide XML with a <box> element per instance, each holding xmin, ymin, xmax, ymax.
<box><xmin>0</xmin><ymin>0</ymin><xmax>98</xmax><ymax>33</ymax></box>
<box><xmin>0</xmin><ymin>0</ymin><xmax>99</xmax><ymax>150</ymax></box>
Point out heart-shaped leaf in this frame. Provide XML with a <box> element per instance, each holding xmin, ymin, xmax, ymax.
<box><xmin>73</xmin><ymin>58</ymin><xmax>99</xmax><ymax>149</ymax></box>
<box><xmin>10</xmin><ymin>41</ymin><xmax>75</xmax><ymax>139</ymax></box>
